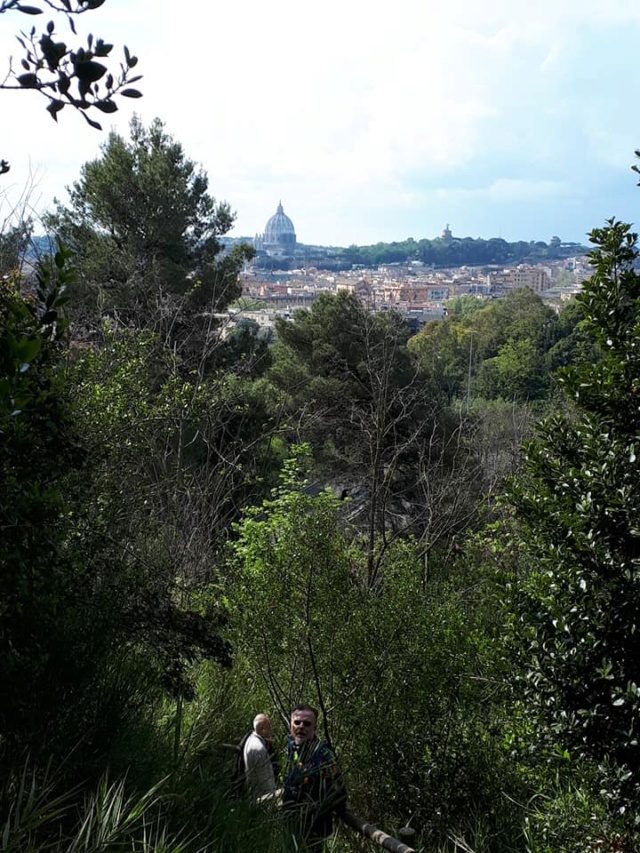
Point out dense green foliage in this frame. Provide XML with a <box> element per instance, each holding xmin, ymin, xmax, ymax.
<box><xmin>268</xmin><ymin>291</ymin><xmax>434</xmax><ymax>492</ymax></box>
<box><xmin>227</xmin><ymin>448</ymin><xmax>523</xmax><ymax>848</ymax></box>
<box><xmin>5</xmin><ymin>99</ymin><xmax>640</xmax><ymax>852</ymax></box>
<box><xmin>327</xmin><ymin>235</ymin><xmax>586</xmax><ymax>270</ymax></box>
<box><xmin>0</xmin><ymin>248</ymin><xmax>80</xmax><ymax>746</ymax></box>
<box><xmin>48</xmin><ymin>116</ymin><xmax>255</xmax><ymax>367</ymax></box>
<box><xmin>506</xmin><ymin>220</ymin><xmax>640</xmax><ymax>829</ymax></box>
<box><xmin>410</xmin><ymin>287</ymin><xmax>591</xmax><ymax>404</ymax></box>
<box><xmin>0</xmin><ymin>250</ymin><xmax>241</xmax><ymax>780</ymax></box>
<box><xmin>252</xmin><ymin>234</ymin><xmax>587</xmax><ymax>273</ymax></box>
<box><xmin>267</xmin><ymin>292</ymin><xmax>488</xmax><ymax>585</ymax></box>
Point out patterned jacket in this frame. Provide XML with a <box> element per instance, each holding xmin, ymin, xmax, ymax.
<box><xmin>282</xmin><ymin>735</ymin><xmax>347</xmax><ymax>840</ymax></box>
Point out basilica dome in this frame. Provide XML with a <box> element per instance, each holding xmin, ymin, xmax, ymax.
<box><xmin>262</xmin><ymin>202</ymin><xmax>296</xmax><ymax>250</ymax></box>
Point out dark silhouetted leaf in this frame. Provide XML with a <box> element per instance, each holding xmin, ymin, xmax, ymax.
<box><xmin>94</xmin><ymin>42</ymin><xmax>113</xmax><ymax>57</ymax></box>
<box><xmin>121</xmin><ymin>88</ymin><xmax>142</xmax><ymax>98</ymax></box>
<box><xmin>74</xmin><ymin>59</ymin><xmax>107</xmax><ymax>82</ymax></box>
<box><xmin>39</xmin><ymin>35</ymin><xmax>65</xmax><ymax>70</ymax></box>
<box><xmin>46</xmin><ymin>99</ymin><xmax>65</xmax><ymax>121</ymax></box>
<box><xmin>17</xmin><ymin>73</ymin><xmax>39</xmax><ymax>88</ymax></box>
<box><xmin>95</xmin><ymin>99</ymin><xmax>117</xmax><ymax>113</ymax></box>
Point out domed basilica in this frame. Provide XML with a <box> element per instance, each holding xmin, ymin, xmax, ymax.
<box><xmin>254</xmin><ymin>202</ymin><xmax>297</xmax><ymax>256</ymax></box>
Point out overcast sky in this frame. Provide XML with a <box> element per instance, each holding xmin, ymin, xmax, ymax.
<box><xmin>2</xmin><ymin>0</ymin><xmax>640</xmax><ymax>247</ymax></box>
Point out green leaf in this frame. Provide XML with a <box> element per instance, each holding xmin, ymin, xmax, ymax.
<box><xmin>19</xmin><ymin>337</ymin><xmax>42</xmax><ymax>362</ymax></box>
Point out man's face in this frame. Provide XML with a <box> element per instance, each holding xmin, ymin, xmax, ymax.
<box><xmin>255</xmin><ymin>716</ymin><xmax>273</xmax><ymax>742</ymax></box>
<box><xmin>290</xmin><ymin>709</ymin><xmax>316</xmax><ymax>746</ymax></box>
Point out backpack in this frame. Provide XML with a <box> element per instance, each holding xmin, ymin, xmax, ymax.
<box><xmin>229</xmin><ymin>731</ymin><xmax>251</xmax><ymax>798</ymax></box>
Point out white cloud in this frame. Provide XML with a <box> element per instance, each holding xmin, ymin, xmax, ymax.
<box><xmin>1</xmin><ymin>0</ymin><xmax>640</xmax><ymax>244</ymax></box>
<box><xmin>436</xmin><ymin>178</ymin><xmax>566</xmax><ymax>203</ymax></box>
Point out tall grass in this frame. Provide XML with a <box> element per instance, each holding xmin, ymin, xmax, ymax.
<box><xmin>0</xmin><ymin>757</ymin><xmax>294</xmax><ymax>853</ymax></box>
<box><xmin>0</xmin><ymin>655</ymin><xmax>293</xmax><ymax>852</ymax></box>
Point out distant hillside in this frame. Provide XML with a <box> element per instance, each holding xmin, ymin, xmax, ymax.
<box><xmin>31</xmin><ymin>232</ymin><xmax>589</xmax><ymax>272</ymax></box>
<box><xmin>222</xmin><ymin>233</ymin><xmax>589</xmax><ymax>271</ymax></box>
<box><xmin>331</xmin><ymin>235</ymin><xmax>588</xmax><ymax>269</ymax></box>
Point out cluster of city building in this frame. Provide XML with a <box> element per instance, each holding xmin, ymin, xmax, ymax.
<box><xmin>227</xmin><ymin>203</ymin><xmax>591</xmax><ymax>340</ymax></box>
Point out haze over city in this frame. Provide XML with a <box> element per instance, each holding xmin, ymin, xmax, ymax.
<box><xmin>2</xmin><ymin>0</ymin><xmax>640</xmax><ymax>247</ymax></box>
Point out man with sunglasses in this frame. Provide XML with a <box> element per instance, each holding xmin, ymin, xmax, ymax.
<box><xmin>282</xmin><ymin>704</ymin><xmax>347</xmax><ymax>850</ymax></box>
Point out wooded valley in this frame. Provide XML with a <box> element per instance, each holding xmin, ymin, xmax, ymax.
<box><xmin>3</xmin><ymin>70</ymin><xmax>640</xmax><ymax>852</ymax></box>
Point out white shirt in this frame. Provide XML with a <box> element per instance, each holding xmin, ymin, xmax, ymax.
<box><xmin>243</xmin><ymin>731</ymin><xmax>277</xmax><ymax>800</ymax></box>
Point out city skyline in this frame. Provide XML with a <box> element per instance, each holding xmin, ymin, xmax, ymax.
<box><xmin>1</xmin><ymin>0</ymin><xmax>640</xmax><ymax>247</ymax></box>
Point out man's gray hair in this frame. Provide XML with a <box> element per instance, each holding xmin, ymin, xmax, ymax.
<box><xmin>253</xmin><ymin>713</ymin><xmax>271</xmax><ymax>732</ymax></box>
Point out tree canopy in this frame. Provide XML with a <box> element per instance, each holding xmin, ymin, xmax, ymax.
<box><xmin>48</xmin><ymin>116</ymin><xmax>254</xmax><ymax>363</ymax></box>
<box><xmin>507</xmin><ymin>219</ymin><xmax>640</xmax><ymax>816</ymax></box>
<box><xmin>318</xmin><ymin>234</ymin><xmax>587</xmax><ymax>271</ymax></box>
<box><xmin>410</xmin><ymin>288</ymin><xmax>582</xmax><ymax>403</ymax></box>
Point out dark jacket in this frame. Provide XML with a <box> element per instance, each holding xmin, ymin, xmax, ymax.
<box><xmin>282</xmin><ymin>735</ymin><xmax>347</xmax><ymax>841</ymax></box>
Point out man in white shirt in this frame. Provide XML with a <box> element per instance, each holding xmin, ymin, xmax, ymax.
<box><xmin>243</xmin><ymin>713</ymin><xmax>277</xmax><ymax>802</ymax></box>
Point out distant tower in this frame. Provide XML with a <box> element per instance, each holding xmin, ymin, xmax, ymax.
<box><xmin>441</xmin><ymin>223</ymin><xmax>453</xmax><ymax>244</ymax></box>
<box><xmin>256</xmin><ymin>201</ymin><xmax>297</xmax><ymax>255</ymax></box>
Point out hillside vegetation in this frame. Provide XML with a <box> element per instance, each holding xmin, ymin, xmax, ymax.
<box><xmin>3</xmin><ymin>115</ymin><xmax>640</xmax><ymax>853</ymax></box>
